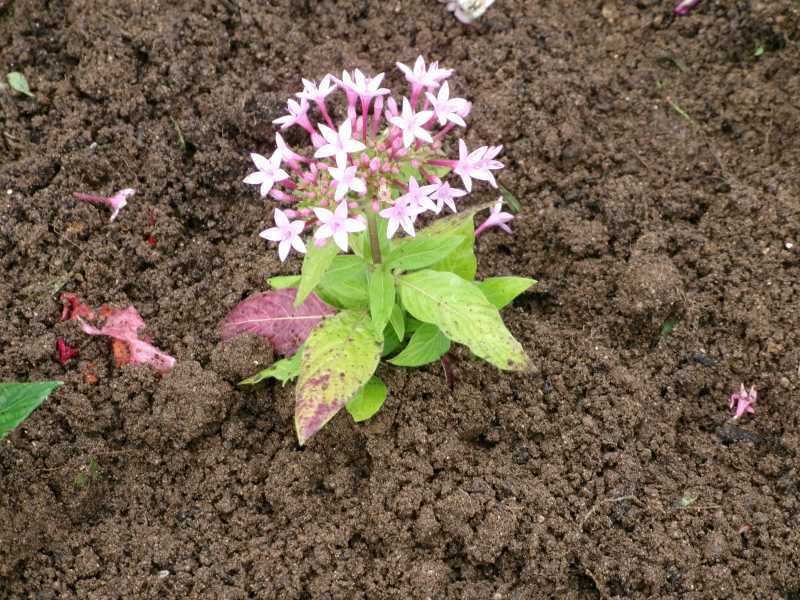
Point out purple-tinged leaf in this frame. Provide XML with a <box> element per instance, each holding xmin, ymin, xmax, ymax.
<box><xmin>219</xmin><ymin>288</ymin><xmax>335</xmax><ymax>357</ymax></box>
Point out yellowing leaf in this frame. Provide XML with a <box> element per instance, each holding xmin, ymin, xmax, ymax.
<box><xmin>294</xmin><ymin>311</ymin><xmax>381</xmax><ymax>445</ymax></box>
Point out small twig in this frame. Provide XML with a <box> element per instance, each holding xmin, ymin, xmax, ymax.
<box><xmin>440</xmin><ymin>354</ymin><xmax>455</xmax><ymax>389</ymax></box>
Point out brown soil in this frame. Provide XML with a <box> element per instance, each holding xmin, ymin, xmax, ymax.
<box><xmin>2</xmin><ymin>0</ymin><xmax>800</xmax><ymax>598</ymax></box>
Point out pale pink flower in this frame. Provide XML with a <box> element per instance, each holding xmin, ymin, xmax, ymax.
<box><xmin>314</xmin><ymin>119</ymin><xmax>366</xmax><ymax>165</ymax></box>
<box><xmin>275</xmin><ymin>133</ymin><xmax>305</xmax><ymax>169</ymax></box>
<box><xmin>74</xmin><ymin>188</ymin><xmax>136</xmax><ymax>222</ymax></box>
<box><xmin>379</xmin><ymin>199</ymin><xmax>420</xmax><ymax>239</ymax></box>
<box><xmin>729</xmin><ymin>384</ymin><xmax>757</xmax><ymax>420</ymax></box>
<box><xmin>426</xmin><ymin>81</ymin><xmax>470</xmax><ymax>127</ymax></box>
<box><xmin>313</xmin><ymin>201</ymin><xmax>366</xmax><ymax>252</ymax></box>
<box><xmin>396</xmin><ymin>56</ymin><xmax>452</xmax><ymax>92</ymax></box>
<box><xmin>431</xmin><ymin>180</ymin><xmax>467</xmax><ymax>213</ymax></box>
<box><xmin>260</xmin><ymin>208</ymin><xmax>307</xmax><ymax>262</ymax></box>
<box><xmin>388</xmin><ymin>98</ymin><xmax>435</xmax><ymax>147</ymax></box>
<box><xmin>244</xmin><ymin>150</ymin><xmax>290</xmax><ymax>197</ymax></box>
<box><xmin>297</xmin><ymin>75</ymin><xmax>337</xmax><ymax>102</ymax></box>
<box><xmin>674</xmin><ymin>0</ymin><xmax>701</xmax><ymax>15</ymax></box>
<box><xmin>453</xmin><ymin>139</ymin><xmax>504</xmax><ymax>192</ymax></box>
<box><xmin>475</xmin><ymin>200</ymin><xmax>513</xmax><ymax>237</ymax></box>
<box><xmin>273</xmin><ymin>98</ymin><xmax>312</xmax><ymax>131</ymax></box>
<box><xmin>339</xmin><ymin>69</ymin><xmax>390</xmax><ymax>102</ymax></box>
<box><xmin>328</xmin><ymin>163</ymin><xmax>366</xmax><ymax>201</ymax></box>
<box><xmin>399</xmin><ymin>176</ymin><xmax>438</xmax><ymax>214</ymax></box>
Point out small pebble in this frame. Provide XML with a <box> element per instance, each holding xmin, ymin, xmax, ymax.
<box><xmin>158</xmin><ymin>570</ymin><xmax>170</xmax><ymax>579</ymax></box>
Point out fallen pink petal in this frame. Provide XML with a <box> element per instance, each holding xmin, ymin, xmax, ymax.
<box><xmin>74</xmin><ymin>188</ymin><xmax>136</xmax><ymax>222</ymax></box>
<box><xmin>729</xmin><ymin>383</ymin><xmax>757</xmax><ymax>420</ymax></box>
<box><xmin>674</xmin><ymin>0</ymin><xmax>701</xmax><ymax>15</ymax></box>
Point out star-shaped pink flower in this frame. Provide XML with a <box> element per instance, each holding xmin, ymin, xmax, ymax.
<box><xmin>272</xmin><ymin>97</ymin><xmax>311</xmax><ymax>131</ymax></box>
<box><xmin>259</xmin><ymin>208</ymin><xmax>307</xmax><ymax>262</ymax></box>
<box><xmin>453</xmin><ymin>139</ymin><xmax>504</xmax><ymax>191</ymax></box>
<box><xmin>379</xmin><ymin>199</ymin><xmax>420</xmax><ymax>239</ymax></box>
<box><xmin>314</xmin><ymin>119</ymin><xmax>366</xmax><ymax>166</ymax></box>
<box><xmin>396</xmin><ymin>56</ymin><xmax>452</xmax><ymax>92</ymax></box>
<box><xmin>339</xmin><ymin>69</ymin><xmax>390</xmax><ymax>103</ymax></box>
<box><xmin>475</xmin><ymin>200</ymin><xmax>513</xmax><ymax>237</ymax></box>
<box><xmin>313</xmin><ymin>201</ymin><xmax>366</xmax><ymax>252</ymax></box>
<box><xmin>398</xmin><ymin>176</ymin><xmax>438</xmax><ymax>214</ymax></box>
<box><xmin>328</xmin><ymin>163</ymin><xmax>366</xmax><ymax>201</ymax></box>
<box><xmin>297</xmin><ymin>74</ymin><xmax>337</xmax><ymax>102</ymax></box>
<box><xmin>243</xmin><ymin>150</ymin><xmax>290</xmax><ymax>197</ymax></box>
<box><xmin>426</xmin><ymin>81</ymin><xmax>470</xmax><ymax>128</ymax></box>
<box><xmin>388</xmin><ymin>98</ymin><xmax>434</xmax><ymax>148</ymax></box>
<box><xmin>431</xmin><ymin>180</ymin><xmax>467</xmax><ymax>213</ymax></box>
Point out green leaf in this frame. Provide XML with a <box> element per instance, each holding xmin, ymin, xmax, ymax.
<box><xmin>295</xmin><ymin>311</ymin><xmax>381</xmax><ymax>445</ymax></box>
<box><xmin>268</xmin><ymin>275</ymin><xmax>301</xmax><ymax>289</ymax></box>
<box><xmin>295</xmin><ymin>240</ymin><xmax>339</xmax><ymax>306</ymax></box>
<box><xmin>368</xmin><ymin>265</ymin><xmax>395</xmax><ymax>333</ymax></box>
<box><xmin>477</xmin><ymin>276</ymin><xmax>537</xmax><ymax>309</ymax></box>
<box><xmin>240</xmin><ymin>349</ymin><xmax>302</xmax><ymax>386</ymax></box>
<box><xmin>498</xmin><ymin>183</ymin><xmax>522</xmax><ymax>214</ymax></box>
<box><xmin>384</xmin><ymin>235</ymin><xmax>464</xmax><ymax>272</ymax></box>
<box><xmin>346</xmin><ymin>376</ymin><xmax>388</xmax><ymax>422</ymax></box>
<box><xmin>382</xmin><ymin>323</ymin><xmax>402</xmax><ymax>356</ymax></box>
<box><xmin>315</xmin><ymin>255</ymin><xmax>369</xmax><ymax>309</ymax></box>
<box><xmin>0</xmin><ymin>381</ymin><xmax>62</xmax><ymax>439</ymax></box>
<box><xmin>389</xmin><ymin>303</ymin><xmax>405</xmax><ymax>341</ymax></box>
<box><xmin>398</xmin><ymin>270</ymin><xmax>530</xmax><ymax>371</ymax></box>
<box><xmin>389</xmin><ymin>323</ymin><xmax>451</xmax><ymax>367</ymax></box>
<box><xmin>397</xmin><ymin>207</ymin><xmax>488</xmax><ymax>280</ymax></box>
<box><xmin>7</xmin><ymin>72</ymin><xmax>34</xmax><ymax>98</ymax></box>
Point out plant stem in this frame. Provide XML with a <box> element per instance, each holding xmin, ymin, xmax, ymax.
<box><xmin>366</xmin><ymin>208</ymin><xmax>382</xmax><ymax>264</ymax></box>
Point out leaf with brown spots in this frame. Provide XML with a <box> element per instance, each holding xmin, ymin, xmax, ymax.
<box><xmin>294</xmin><ymin>310</ymin><xmax>381</xmax><ymax>445</ymax></box>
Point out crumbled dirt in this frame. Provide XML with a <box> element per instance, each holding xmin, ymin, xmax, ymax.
<box><xmin>2</xmin><ymin>0</ymin><xmax>800</xmax><ymax>598</ymax></box>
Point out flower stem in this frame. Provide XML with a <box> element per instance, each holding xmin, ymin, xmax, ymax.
<box><xmin>366</xmin><ymin>208</ymin><xmax>382</xmax><ymax>264</ymax></box>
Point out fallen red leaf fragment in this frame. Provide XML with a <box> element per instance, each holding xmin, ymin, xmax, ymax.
<box><xmin>219</xmin><ymin>288</ymin><xmax>335</xmax><ymax>357</ymax></box>
<box><xmin>60</xmin><ymin>293</ymin><xmax>95</xmax><ymax>321</ymax></box>
<box><xmin>110</xmin><ymin>338</ymin><xmax>132</xmax><ymax>367</ymax></box>
<box><xmin>80</xmin><ymin>306</ymin><xmax>176</xmax><ymax>373</ymax></box>
<box><xmin>56</xmin><ymin>338</ymin><xmax>80</xmax><ymax>365</ymax></box>
<box><xmin>82</xmin><ymin>362</ymin><xmax>99</xmax><ymax>385</ymax></box>
<box><xmin>146</xmin><ymin>235</ymin><xmax>157</xmax><ymax>247</ymax></box>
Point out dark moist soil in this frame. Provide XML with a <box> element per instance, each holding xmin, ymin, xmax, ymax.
<box><xmin>2</xmin><ymin>0</ymin><xmax>799</xmax><ymax>597</ymax></box>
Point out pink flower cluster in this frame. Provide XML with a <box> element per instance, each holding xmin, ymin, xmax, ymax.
<box><xmin>244</xmin><ymin>56</ymin><xmax>506</xmax><ymax>261</ymax></box>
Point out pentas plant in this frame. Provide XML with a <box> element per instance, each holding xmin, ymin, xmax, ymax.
<box><xmin>222</xmin><ymin>57</ymin><xmax>535</xmax><ymax>445</ymax></box>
